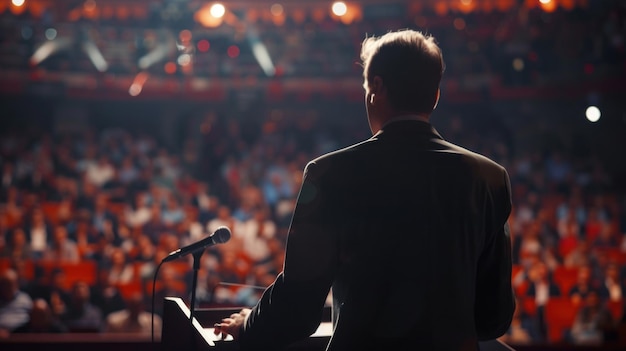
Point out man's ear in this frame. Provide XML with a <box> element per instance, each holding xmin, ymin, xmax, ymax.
<box><xmin>432</xmin><ymin>88</ymin><xmax>441</xmax><ymax>110</ymax></box>
<box><xmin>370</xmin><ymin>76</ymin><xmax>383</xmax><ymax>95</ymax></box>
<box><xmin>369</xmin><ymin>76</ymin><xmax>384</xmax><ymax>105</ymax></box>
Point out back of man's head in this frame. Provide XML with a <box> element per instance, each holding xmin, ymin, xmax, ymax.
<box><xmin>361</xmin><ymin>29</ymin><xmax>444</xmax><ymax>115</ymax></box>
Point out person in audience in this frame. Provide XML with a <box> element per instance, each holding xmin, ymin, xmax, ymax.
<box><xmin>142</xmin><ymin>203</ymin><xmax>167</xmax><ymax>244</ymax></box>
<box><xmin>237</xmin><ymin>207</ymin><xmax>277</xmax><ymax>264</ymax></box>
<box><xmin>13</xmin><ymin>298</ymin><xmax>67</xmax><ymax>333</ymax></box>
<box><xmin>92</xmin><ymin>194</ymin><xmax>117</xmax><ymax>234</ymax></box>
<box><xmin>0</xmin><ymin>269</ymin><xmax>33</xmax><ymax>337</ymax></box>
<box><xmin>61</xmin><ymin>280</ymin><xmax>103</xmax><ymax>332</ymax></box>
<box><xmin>570</xmin><ymin>290</ymin><xmax>615</xmax><ymax>345</ymax></box>
<box><xmin>161</xmin><ymin>195</ymin><xmax>185</xmax><ymax>228</ymax></box>
<box><xmin>208</xmin><ymin>205</ymin><xmax>241</xmax><ymax>236</ymax></box>
<box><xmin>105</xmin><ymin>293</ymin><xmax>161</xmax><ymax>334</ymax></box>
<box><xmin>73</xmin><ymin>216</ymin><xmax>98</xmax><ymax>260</ymax></box>
<box><xmin>85</xmin><ymin>156</ymin><xmax>115</xmax><ymax>188</ymax></box>
<box><xmin>0</xmin><ymin>228</ymin><xmax>33</xmax><ymax>260</ymax></box>
<box><xmin>525</xmin><ymin>260</ymin><xmax>561</xmax><ymax>340</ymax></box>
<box><xmin>133</xmin><ymin>234</ymin><xmax>156</xmax><ymax>263</ymax></box>
<box><xmin>24</xmin><ymin>208</ymin><xmax>51</xmax><ymax>259</ymax></box>
<box><xmin>125</xmin><ymin>192</ymin><xmax>152</xmax><ymax>229</ymax></box>
<box><xmin>602</xmin><ymin>263</ymin><xmax>624</xmax><ymax>302</ymax></box>
<box><xmin>570</xmin><ymin>265</ymin><xmax>601</xmax><ymax>306</ymax></box>
<box><xmin>564</xmin><ymin>240</ymin><xmax>592</xmax><ymax>268</ymax></box>
<box><xmin>91</xmin><ymin>267</ymin><xmax>126</xmax><ymax>318</ymax></box>
<box><xmin>151</xmin><ymin>265</ymin><xmax>185</xmax><ymax>317</ymax></box>
<box><xmin>106</xmin><ymin>248</ymin><xmax>135</xmax><ymax>285</ymax></box>
<box><xmin>592</xmin><ymin>222</ymin><xmax>620</xmax><ymax>250</ymax></box>
<box><xmin>42</xmin><ymin>225</ymin><xmax>80</xmax><ymax>262</ymax></box>
<box><xmin>498</xmin><ymin>297</ymin><xmax>542</xmax><ymax>345</ymax></box>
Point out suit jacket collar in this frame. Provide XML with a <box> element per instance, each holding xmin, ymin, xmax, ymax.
<box><xmin>372</xmin><ymin>119</ymin><xmax>444</xmax><ymax>141</ymax></box>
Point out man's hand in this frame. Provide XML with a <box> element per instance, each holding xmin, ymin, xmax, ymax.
<box><xmin>213</xmin><ymin>308</ymin><xmax>251</xmax><ymax>340</ymax></box>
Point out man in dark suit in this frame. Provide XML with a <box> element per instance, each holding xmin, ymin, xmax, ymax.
<box><xmin>215</xmin><ymin>29</ymin><xmax>515</xmax><ymax>351</ymax></box>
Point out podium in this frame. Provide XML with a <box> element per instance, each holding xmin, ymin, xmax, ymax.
<box><xmin>161</xmin><ymin>297</ymin><xmax>514</xmax><ymax>351</ymax></box>
<box><xmin>161</xmin><ymin>297</ymin><xmax>329</xmax><ymax>351</ymax></box>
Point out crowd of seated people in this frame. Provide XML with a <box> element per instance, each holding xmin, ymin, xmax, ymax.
<box><xmin>0</xmin><ymin>104</ymin><xmax>625</xmax><ymax>345</ymax></box>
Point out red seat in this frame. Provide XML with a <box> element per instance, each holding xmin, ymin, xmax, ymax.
<box><xmin>552</xmin><ymin>266</ymin><xmax>579</xmax><ymax>295</ymax></box>
<box><xmin>521</xmin><ymin>296</ymin><xmax>537</xmax><ymax>317</ymax></box>
<box><xmin>606</xmin><ymin>299</ymin><xmax>624</xmax><ymax>322</ymax></box>
<box><xmin>116</xmin><ymin>281</ymin><xmax>144</xmax><ymax>299</ymax></box>
<box><xmin>37</xmin><ymin>260</ymin><xmax>97</xmax><ymax>290</ymax></box>
<box><xmin>545</xmin><ymin>297</ymin><xmax>579</xmax><ymax>343</ymax></box>
<box><xmin>41</xmin><ymin>202</ymin><xmax>61</xmax><ymax>225</ymax></box>
<box><xmin>604</xmin><ymin>248</ymin><xmax>626</xmax><ymax>265</ymax></box>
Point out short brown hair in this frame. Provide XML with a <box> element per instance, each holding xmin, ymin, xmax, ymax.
<box><xmin>361</xmin><ymin>29</ymin><xmax>444</xmax><ymax>114</ymax></box>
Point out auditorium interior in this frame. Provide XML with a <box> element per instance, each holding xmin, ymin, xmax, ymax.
<box><xmin>1</xmin><ymin>0</ymin><xmax>626</xmax><ymax>350</ymax></box>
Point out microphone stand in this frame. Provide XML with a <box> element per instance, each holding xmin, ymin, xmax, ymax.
<box><xmin>189</xmin><ymin>250</ymin><xmax>203</xmax><ymax>350</ymax></box>
<box><xmin>190</xmin><ymin>250</ymin><xmax>203</xmax><ymax>324</ymax></box>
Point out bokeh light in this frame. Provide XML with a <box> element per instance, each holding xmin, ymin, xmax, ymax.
<box><xmin>197</xmin><ymin>39</ymin><xmax>210</xmax><ymax>52</ymax></box>
<box><xmin>227</xmin><ymin>45</ymin><xmax>240</xmax><ymax>58</ymax></box>
<box><xmin>332</xmin><ymin>2</ymin><xmax>348</xmax><ymax>17</ymax></box>
<box><xmin>164</xmin><ymin>62</ymin><xmax>177</xmax><ymax>74</ymax></box>
<box><xmin>45</xmin><ymin>28</ymin><xmax>57</xmax><ymax>41</ymax></box>
<box><xmin>585</xmin><ymin>106</ymin><xmax>601</xmax><ymax>122</ymax></box>
<box><xmin>210</xmin><ymin>3</ymin><xmax>226</xmax><ymax>18</ymax></box>
<box><xmin>271</xmin><ymin>4</ymin><xmax>284</xmax><ymax>16</ymax></box>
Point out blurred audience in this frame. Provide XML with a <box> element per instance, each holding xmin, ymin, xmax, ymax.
<box><xmin>570</xmin><ymin>291</ymin><xmax>616</xmax><ymax>345</ymax></box>
<box><xmin>61</xmin><ymin>281</ymin><xmax>102</xmax><ymax>333</ymax></box>
<box><xmin>12</xmin><ymin>298</ymin><xmax>66</xmax><ymax>333</ymax></box>
<box><xmin>104</xmin><ymin>293</ymin><xmax>160</xmax><ymax>334</ymax></box>
<box><xmin>0</xmin><ymin>269</ymin><xmax>33</xmax><ymax>337</ymax></box>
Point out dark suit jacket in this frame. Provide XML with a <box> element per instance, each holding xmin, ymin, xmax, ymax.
<box><xmin>239</xmin><ymin>120</ymin><xmax>515</xmax><ymax>351</ymax></box>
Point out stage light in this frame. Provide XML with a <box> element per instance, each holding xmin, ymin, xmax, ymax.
<box><xmin>539</xmin><ymin>0</ymin><xmax>557</xmax><ymax>12</ymax></box>
<box><xmin>30</xmin><ymin>38</ymin><xmax>72</xmax><ymax>65</ymax></box>
<box><xmin>138</xmin><ymin>30</ymin><xmax>176</xmax><ymax>70</ymax></box>
<box><xmin>45</xmin><ymin>28</ymin><xmax>57</xmax><ymax>40</ymax></box>
<box><xmin>585</xmin><ymin>106</ymin><xmax>601</xmax><ymax>122</ymax></box>
<box><xmin>164</xmin><ymin>62</ymin><xmax>177</xmax><ymax>74</ymax></box>
<box><xmin>332</xmin><ymin>2</ymin><xmax>348</xmax><ymax>17</ymax></box>
<box><xmin>195</xmin><ymin>4</ymin><xmax>223</xmax><ymax>28</ymax></box>
<box><xmin>210</xmin><ymin>3</ymin><xmax>226</xmax><ymax>18</ymax></box>
<box><xmin>179</xmin><ymin>30</ymin><xmax>192</xmax><ymax>43</ymax></box>
<box><xmin>227</xmin><ymin>45</ymin><xmax>240</xmax><ymax>58</ymax></box>
<box><xmin>83</xmin><ymin>41</ymin><xmax>108</xmax><ymax>72</ymax></box>
<box><xmin>271</xmin><ymin>4</ymin><xmax>284</xmax><ymax>16</ymax></box>
<box><xmin>129</xmin><ymin>72</ymin><xmax>149</xmax><ymax>97</ymax></box>
<box><xmin>12</xmin><ymin>0</ymin><xmax>25</xmax><ymax>7</ymax></box>
<box><xmin>460</xmin><ymin>0</ymin><xmax>472</xmax><ymax>5</ymax></box>
<box><xmin>177</xmin><ymin>53</ymin><xmax>191</xmax><ymax>66</ymax></box>
<box><xmin>197</xmin><ymin>39</ymin><xmax>210</xmax><ymax>52</ymax></box>
<box><xmin>512</xmin><ymin>58</ymin><xmax>524</xmax><ymax>71</ymax></box>
<box><xmin>251</xmin><ymin>41</ymin><xmax>275</xmax><ymax>76</ymax></box>
<box><xmin>245</xmin><ymin>25</ymin><xmax>276</xmax><ymax>77</ymax></box>
<box><xmin>84</xmin><ymin>0</ymin><xmax>96</xmax><ymax>11</ymax></box>
<box><xmin>453</xmin><ymin>18</ymin><xmax>466</xmax><ymax>30</ymax></box>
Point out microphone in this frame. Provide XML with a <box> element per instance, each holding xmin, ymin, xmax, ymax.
<box><xmin>162</xmin><ymin>226</ymin><xmax>231</xmax><ymax>263</ymax></box>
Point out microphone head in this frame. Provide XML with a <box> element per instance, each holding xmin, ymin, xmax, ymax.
<box><xmin>213</xmin><ymin>226</ymin><xmax>231</xmax><ymax>244</ymax></box>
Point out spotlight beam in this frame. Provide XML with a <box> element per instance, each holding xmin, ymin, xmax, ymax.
<box><xmin>245</xmin><ymin>26</ymin><xmax>275</xmax><ymax>77</ymax></box>
<box><xmin>82</xmin><ymin>41</ymin><xmax>108</xmax><ymax>72</ymax></box>
<box><xmin>138</xmin><ymin>30</ymin><xmax>176</xmax><ymax>70</ymax></box>
<box><xmin>30</xmin><ymin>38</ymin><xmax>72</xmax><ymax>65</ymax></box>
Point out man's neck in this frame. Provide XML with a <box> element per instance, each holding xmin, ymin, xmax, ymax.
<box><xmin>381</xmin><ymin>114</ymin><xmax>429</xmax><ymax>129</ymax></box>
